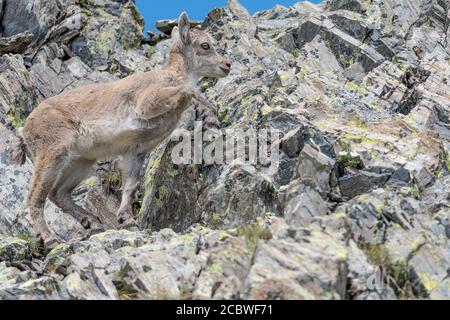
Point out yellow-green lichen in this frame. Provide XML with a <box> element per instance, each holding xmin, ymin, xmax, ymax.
<box><xmin>6</xmin><ymin>109</ymin><xmax>24</xmax><ymax>129</ymax></box>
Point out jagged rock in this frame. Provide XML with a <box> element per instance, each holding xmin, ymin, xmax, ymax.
<box><xmin>29</xmin><ymin>43</ymin><xmax>116</xmax><ymax>100</ymax></box>
<box><xmin>0</xmin><ymin>0</ymin><xmax>72</xmax><ymax>45</ymax></box>
<box><xmin>68</xmin><ymin>0</ymin><xmax>146</xmax><ymax>69</ymax></box>
<box><xmin>0</xmin><ymin>31</ymin><xmax>33</xmax><ymax>55</ymax></box>
<box><xmin>0</xmin><ymin>262</ymin><xmax>60</xmax><ymax>300</ymax></box>
<box><xmin>244</xmin><ymin>218</ymin><xmax>348</xmax><ymax>299</ymax></box>
<box><xmin>255</xmin><ymin>2</ymin><xmax>321</xmax><ymax>31</ymax></box>
<box><xmin>281</xmin><ymin>180</ymin><xmax>329</xmax><ymax>228</ymax></box>
<box><xmin>156</xmin><ymin>19</ymin><xmax>202</xmax><ymax>35</ymax></box>
<box><xmin>42</xmin><ymin>226</ymin><xmax>252</xmax><ymax>299</ymax></box>
<box><xmin>338</xmin><ymin>169</ymin><xmax>392</xmax><ymax>199</ymax></box>
<box><xmin>296</xmin><ymin>144</ymin><xmax>337</xmax><ymax>196</ymax></box>
<box><xmin>346</xmin><ymin>240</ymin><xmax>397</xmax><ymax>300</ymax></box>
<box><xmin>279</xmin><ymin>127</ymin><xmax>306</xmax><ymax>158</ymax></box>
<box><xmin>1</xmin><ymin>217</ymin><xmax>385</xmax><ymax>300</ymax></box>
<box><xmin>195</xmin><ymin>163</ymin><xmax>280</xmax><ymax>230</ymax></box>
<box><xmin>277</xmin><ymin>14</ymin><xmax>386</xmax><ymax>72</ymax></box>
<box><xmin>340</xmin><ymin>186</ymin><xmax>450</xmax><ymax>299</ymax></box>
<box><xmin>344</xmin><ymin>62</ymin><xmax>366</xmax><ymax>83</ymax></box>
<box><xmin>137</xmin><ymin>141</ymin><xmax>204</xmax><ymax>232</ymax></box>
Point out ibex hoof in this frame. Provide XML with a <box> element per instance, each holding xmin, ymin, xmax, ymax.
<box><xmin>119</xmin><ymin>218</ymin><xmax>139</xmax><ymax>231</ymax></box>
<box><xmin>33</xmin><ymin>232</ymin><xmax>61</xmax><ymax>250</ymax></box>
<box><xmin>43</xmin><ymin>236</ymin><xmax>62</xmax><ymax>250</ymax></box>
<box><xmin>81</xmin><ymin>217</ymin><xmax>91</xmax><ymax>229</ymax></box>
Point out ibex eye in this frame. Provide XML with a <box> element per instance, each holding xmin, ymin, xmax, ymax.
<box><xmin>201</xmin><ymin>43</ymin><xmax>210</xmax><ymax>50</ymax></box>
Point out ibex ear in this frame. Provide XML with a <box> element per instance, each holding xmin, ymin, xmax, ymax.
<box><xmin>171</xmin><ymin>26</ymin><xmax>179</xmax><ymax>39</ymax></box>
<box><xmin>178</xmin><ymin>12</ymin><xmax>191</xmax><ymax>45</ymax></box>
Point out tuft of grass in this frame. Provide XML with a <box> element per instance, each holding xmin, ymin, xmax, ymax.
<box><xmin>114</xmin><ymin>263</ymin><xmax>138</xmax><ymax>300</ymax></box>
<box><xmin>364</xmin><ymin>244</ymin><xmax>415</xmax><ymax>299</ymax></box>
<box><xmin>337</xmin><ymin>152</ymin><xmax>363</xmax><ymax>169</ymax></box>
<box><xmin>18</xmin><ymin>233</ymin><xmax>45</xmax><ymax>257</ymax></box>
<box><xmin>411</xmin><ymin>183</ymin><xmax>421</xmax><ymax>200</ymax></box>
<box><xmin>116</xmin><ymin>282</ymin><xmax>138</xmax><ymax>300</ymax></box>
<box><xmin>6</xmin><ymin>109</ymin><xmax>24</xmax><ymax>129</ymax></box>
<box><xmin>239</xmin><ymin>223</ymin><xmax>273</xmax><ymax>252</ymax></box>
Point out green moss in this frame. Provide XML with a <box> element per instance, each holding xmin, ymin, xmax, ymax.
<box><xmin>337</xmin><ymin>152</ymin><xmax>362</xmax><ymax>169</ymax></box>
<box><xmin>400</xmin><ymin>65</ymin><xmax>409</xmax><ymax>73</ymax></box>
<box><xmin>6</xmin><ymin>109</ymin><xmax>24</xmax><ymax>129</ymax></box>
<box><xmin>95</xmin><ymin>27</ymin><xmax>116</xmax><ymax>55</ymax></box>
<box><xmin>144</xmin><ymin>45</ymin><xmax>156</xmax><ymax>58</ymax></box>
<box><xmin>218</xmin><ymin>107</ymin><xmax>229</xmax><ymax>123</ymax></box>
<box><xmin>212</xmin><ymin>213</ymin><xmax>221</xmax><ymax>223</ymax></box>
<box><xmin>438</xmin><ymin>142</ymin><xmax>449</xmax><ymax>172</ymax></box>
<box><xmin>116</xmin><ymin>282</ymin><xmax>138</xmax><ymax>300</ymax></box>
<box><xmin>344</xmin><ymin>81</ymin><xmax>367</xmax><ymax>97</ymax></box>
<box><xmin>340</xmin><ymin>141</ymin><xmax>352</xmax><ymax>153</ymax></box>
<box><xmin>84</xmin><ymin>177</ymin><xmax>97</xmax><ymax>188</ymax></box>
<box><xmin>114</xmin><ymin>263</ymin><xmax>138</xmax><ymax>300</ymax></box>
<box><xmin>411</xmin><ymin>183</ymin><xmax>421</xmax><ymax>200</ymax></box>
<box><xmin>18</xmin><ymin>233</ymin><xmax>44</xmax><ymax>257</ymax></box>
<box><xmin>101</xmin><ymin>169</ymin><xmax>122</xmax><ymax>193</ymax></box>
<box><xmin>382</xmin><ymin>24</ymin><xmax>394</xmax><ymax>35</ymax></box>
<box><xmin>238</xmin><ymin>222</ymin><xmax>273</xmax><ymax>252</ymax></box>
<box><xmin>200</xmin><ymin>80</ymin><xmax>212</xmax><ymax>91</ymax></box>
<box><xmin>298</xmin><ymin>66</ymin><xmax>310</xmax><ymax>79</ymax></box>
<box><xmin>159</xmin><ymin>186</ymin><xmax>170</xmax><ymax>199</ymax></box>
<box><xmin>364</xmin><ymin>244</ymin><xmax>415</xmax><ymax>299</ymax></box>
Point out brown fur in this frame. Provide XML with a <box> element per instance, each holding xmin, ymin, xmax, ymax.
<box><xmin>9</xmin><ymin>12</ymin><xmax>231</xmax><ymax>245</ymax></box>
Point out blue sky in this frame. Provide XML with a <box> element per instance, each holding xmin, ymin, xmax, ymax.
<box><xmin>136</xmin><ymin>0</ymin><xmax>322</xmax><ymax>32</ymax></box>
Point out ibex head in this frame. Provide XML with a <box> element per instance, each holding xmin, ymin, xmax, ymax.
<box><xmin>172</xmin><ymin>12</ymin><xmax>231</xmax><ymax>79</ymax></box>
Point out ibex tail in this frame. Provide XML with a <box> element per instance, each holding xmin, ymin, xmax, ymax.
<box><xmin>9</xmin><ymin>128</ymin><xmax>27</xmax><ymax>166</ymax></box>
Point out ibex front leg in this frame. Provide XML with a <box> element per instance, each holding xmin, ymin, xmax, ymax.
<box><xmin>117</xmin><ymin>152</ymin><xmax>146</xmax><ymax>230</ymax></box>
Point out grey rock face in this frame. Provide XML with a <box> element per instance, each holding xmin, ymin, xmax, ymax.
<box><xmin>0</xmin><ymin>55</ymin><xmax>38</xmax><ymax>126</ymax></box>
<box><xmin>0</xmin><ymin>0</ymin><xmax>449</xmax><ymax>300</ymax></box>
<box><xmin>338</xmin><ymin>169</ymin><xmax>391</xmax><ymax>199</ymax></box>
<box><xmin>155</xmin><ymin>19</ymin><xmax>202</xmax><ymax>35</ymax></box>
<box><xmin>0</xmin><ymin>31</ymin><xmax>33</xmax><ymax>55</ymax></box>
<box><xmin>0</xmin><ymin>0</ymin><xmax>71</xmax><ymax>45</ymax></box>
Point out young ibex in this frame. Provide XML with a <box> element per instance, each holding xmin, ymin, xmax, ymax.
<box><xmin>9</xmin><ymin>12</ymin><xmax>231</xmax><ymax>246</ymax></box>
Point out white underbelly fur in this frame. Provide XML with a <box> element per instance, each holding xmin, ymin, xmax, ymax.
<box><xmin>74</xmin><ymin>117</ymin><xmax>170</xmax><ymax>159</ymax></box>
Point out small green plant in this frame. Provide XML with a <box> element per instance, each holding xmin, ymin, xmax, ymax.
<box><xmin>101</xmin><ymin>169</ymin><xmax>122</xmax><ymax>193</ymax></box>
<box><xmin>6</xmin><ymin>109</ymin><xmax>24</xmax><ymax>129</ymax></box>
<box><xmin>144</xmin><ymin>45</ymin><xmax>156</xmax><ymax>58</ymax></box>
<box><xmin>364</xmin><ymin>244</ymin><xmax>415</xmax><ymax>299</ymax></box>
<box><xmin>239</xmin><ymin>222</ymin><xmax>273</xmax><ymax>251</ymax></box>
<box><xmin>337</xmin><ymin>152</ymin><xmax>363</xmax><ymax>169</ymax></box>
<box><xmin>114</xmin><ymin>263</ymin><xmax>138</xmax><ymax>300</ymax></box>
<box><xmin>116</xmin><ymin>282</ymin><xmax>138</xmax><ymax>300</ymax></box>
<box><xmin>411</xmin><ymin>183</ymin><xmax>421</xmax><ymax>200</ymax></box>
<box><xmin>18</xmin><ymin>233</ymin><xmax>45</xmax><ymax>257</ymax></box>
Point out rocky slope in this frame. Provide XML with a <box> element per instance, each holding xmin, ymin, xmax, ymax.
<box><xmin>0</xmin><ymin>0</ymin><xmax>449</xmax><ymax>300</ymax></box>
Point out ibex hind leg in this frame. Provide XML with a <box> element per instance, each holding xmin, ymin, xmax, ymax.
<box><xmin>116</xmin><ymin>152</ymin><xmax>145</xmax><ymax>231</ymax></box>
<box><xmin>28</xmin><ymin>153</ymin><xmax>67</xmax><ymax>248</ymax></box>
<box><xmin>49</xmin><ymin>158</ymin><xmax>104</xmax><ymax>234</ymax></box>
